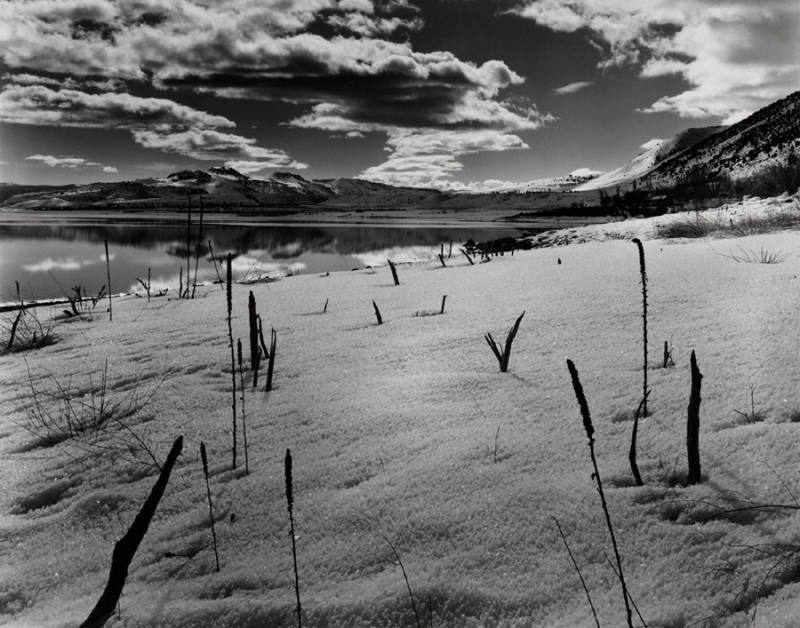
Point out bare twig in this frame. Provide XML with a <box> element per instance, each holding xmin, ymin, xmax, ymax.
<box><xmin>553</xmin><ymin>517</ymin><xmax>600</xmax><ymax>628</ymax></box>
<box><xmin>378</xmin><ymin>532</ymin><xmax>423</xmax><ymax>628</ymax></box>
<box><xmin>200</xmin><ymin>442</ymin><xmax>220</xmax><ymax>572</ymax></box>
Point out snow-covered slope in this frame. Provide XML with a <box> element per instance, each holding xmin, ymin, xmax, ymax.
<box><xmin>573</xmin><ymin>138</ymin><xmax>667</xmax><ymax>191</ymax></box>
<box><xmin>642</xmin><ymin>90</ymin><xmax>800</xmax><ymax>189</ymax></box>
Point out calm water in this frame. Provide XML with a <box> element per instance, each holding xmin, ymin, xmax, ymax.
<box><xmin>0</xmin><ymin>222</ymin><xmax>527</xmax><ymax>302</ymax></box>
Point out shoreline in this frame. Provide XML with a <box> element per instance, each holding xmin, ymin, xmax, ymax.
<box><xmin>0</xmin><ymin>207</ymin><xmax>617</xmax><ymax>231</ymax></box>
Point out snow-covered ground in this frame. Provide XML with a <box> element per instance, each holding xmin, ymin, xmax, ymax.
<box><xmin>2</xmin><ymin>195</ymin><xmax>800</xmax><ymax>627</ymax></box>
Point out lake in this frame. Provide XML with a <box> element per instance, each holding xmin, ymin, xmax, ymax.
<box><xmin>0</xmin><ymin>221</ymin><xmax>529</xmax><ymax>303</ymax></box>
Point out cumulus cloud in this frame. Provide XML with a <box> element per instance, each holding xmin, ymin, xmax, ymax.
<box><xmin>1</xmin><ymin>0</ymin><xmax>549</xmax><ymax>184</ymax></box>
<box><xmin>512</xmin><ymin>0</ymin><xmax>800</xmax><ymax>121</ymax></box>
<box><xmin>26</xmin><ymin>153</ymin><xmax>121</xmax><ymax>173</ymax></box>
<box><xmin>26</xmin><ymin>154</ymin><xmax>99</xmax><ymax>168</ymax></box>
<box><xmin>326</xmin><ymin>11</ymin><xmax>422</xmax><ymax>35</ymax></box>
<box><xmin>0</xmin><ymin>84</ymin><xmax>234</xmax><ymax>130</ymax></box>
<box><xmin>360</xmin><ymin>129</ymin><xmax>530</xmax><ymax>189</ymax></box>
<box><xmin>5</xmin><ymin>84</ymin><xmax>306</xmax><ymax>169</ymax></box>
<box><xmin>0</xmin><ymin>1</ymin><xmax>541</xmax><ymax>132</ymax></box>
<box><xmin>132</xmin><ymin>129</ymin><xmax>308</xmax><ymax>168</ymax></box>
<box><xmin>553</xmin><ymin>80</ymin><xmax>593</xmax><ymax>95</ymax></box>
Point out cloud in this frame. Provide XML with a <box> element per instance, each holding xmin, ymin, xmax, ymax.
<box><xmin>224</xmin><ymin>159</ymin><xmax>307</xmax><ymax>174</ymax></box>
<box><xmin>360</xmin><ymin>128</ymin><xmax>531</xmax><ymax>189</ymax></box>
<box><xmin>325</xmin><ymin>11</ymin><xmax>423</xmax><ymax>35</ymax></box>
<box><xmin>553</xmin><ymin>80</ymin><xmax>593</xmax><ymax>95</ymax></box>
<box><xmin>0</xmin><ymin>0</ymin><xmax>548</xmax><ymax>182</ymax></box>
<box><xmin>0</xmin><ymin>84</ymin><xmax>234</xmax><ymax>130</ymax></box>
<box><xmin>26</xmin><ymin>154</ymin><xmax>109</xmax><ymax>169</ymax></box>
<box><xmin>25</xmin><ymin>153</ymin><xmax>121</xmax><ymax>173</ymax></box>
<box><xmin>132</xmin><ymin>129</ymin><xmax>308</xmax><ymax>168</ymax></box>
<box><xmin>26</xmin><ymin>154</ymin><xmax>98</xmax><ymax>168</ymax></box>
<box><xmin>5</xmin><ymin>84</ymin><xmax>306</xmax><ymax>169</ymax></box>
<box><xmin>512</xmin><ymin>0</ymin><xmax>800</xmax><ymax>121</ymax></box>
<box><xmin>0</xmin><ymin>0</ymin><xmax>541</xmax><ymax>133</ymax></box>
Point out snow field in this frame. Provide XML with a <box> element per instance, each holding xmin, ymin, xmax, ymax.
<box><xmin>2</xmin><ymin>203</ymin><xmax>800</xmax><ymax>626</ymax></box>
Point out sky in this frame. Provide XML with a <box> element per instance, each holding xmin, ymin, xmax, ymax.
<box><xmin>0</xmin><ymin>0</ymin><xmax>798</xmax><ymax>191</ymax></box>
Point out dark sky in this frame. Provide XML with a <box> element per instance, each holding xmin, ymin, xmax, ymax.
<box><xmin>0</xmin><ymin>0</ymin><xmax>797</xmax><ymax>189</ymax></box>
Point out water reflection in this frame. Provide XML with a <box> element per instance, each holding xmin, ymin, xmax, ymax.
<box><xmin>0</xmin><ymin>222</ymin><xmax>526</xmax><ymax>302</ymax></box>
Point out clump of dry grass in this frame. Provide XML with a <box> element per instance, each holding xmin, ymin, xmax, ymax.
<box><xmin>485</xmin><ymin>311</ymin><xmax>525</xmax><ymax>373</ymax></box>
<box><xmin>19</xmin><ymin>360</ymin><xmax>164</xmax><ymax>470</ymax></box>
<box><xmin>657</xmin><ymin>202</ymin><xmax>800</xmax><ymax>239</ymax></box>
<box><xmin>719</xmin><ymin>246</ymin><xmax>788</xmax><ymax>264</ymax></box>
<box><xmin>2</xmin><ymin>308</ymin><xmax>55</xmax><ymax>353</ymax></box>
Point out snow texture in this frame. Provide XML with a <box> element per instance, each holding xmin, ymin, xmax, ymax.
<box><xmin>3</xmin><ymin>194</ymin><xmax>800</xmax><ymax>627</ymax></box>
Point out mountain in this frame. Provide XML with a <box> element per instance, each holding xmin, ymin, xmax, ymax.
<box><xmin>639</xmin><ymin>90</ymin><xmax>800</xmax><ymax>190</ymax></box>
<box><xmin>0</xmin><ymin>168</ymin><xmax>525</xmax><ymax>212</ymax></box>
<box><xmin>572</xmin><ymin>139</ymin><xmax>668</xmax><ymax>191</ymax></box>
<box><xmin>573</xmin><ymin>126</ymin><xmax>726</xmax><ymax>192</ymax></box>
<box><xmin>573</xmin><ymin>91</ymin><xmax>799</xmax><ymax>193</ymax></box>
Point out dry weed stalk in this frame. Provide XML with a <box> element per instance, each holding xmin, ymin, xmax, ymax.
<box><xmin>104</xmin><ymin>240</ymin><xmax>112</xmax><ymax>321</ymax></box>
<box><xmin>226</xmin><ymin>254</ymin><xmax>238</xmax><ymax>469</ymax></box>
<box><xmin>629</xmin><ymin>393</ymin><xmax>648</xmax><ymax>487</ymax></box>
<box><xmin>191</xmin><ymin>197</ymin><xmax>204</xmax><ymax>298</ymax></box>
<box><xmin>567</xmin><ymin>359</ymin><xmax>635</xmax><ymax>628</ymax></box>
<box><xmin>200</xmin><ymin>442</ymin><xmax>220</xmax><ymax>572</ymax></box>
<box><xmin>687</xmin><ymin>350</ymin><xmax>702</xmax><ymax>485</ymax></box>
<box><xmin>285</xmin><ymin>449</ymin><xmax>302</xmax><ymax>627</ymax></box>
<box><xmin>236</xmin><ymin>339</ymin><xmax>250</xmax><ymax>474</ymax></box>
<box><xmin>248</xmin><ymin>291</ymin><xmax>260</xmax><ymax>385</ymax></box>
<box><xmin>378</xmin><ymin>532</ymin><xmax>423</xmax><ymax>628</ymax></box>
<box><xmin>388</xmin><ymin>260</ymin><xmax>400</xmax><ymax>286</ymax></box>
<box><xmin>632</xmin><ymin>238</ymin><xmax>648</xmax><ymax>416</ymax></box>
<box><xmin>81</xmin><ymin>436</ymin><xmax>183</xmax><ymax>628</ymax></box>
<box><xmin>208</xmin><ymin>240</ymin><xmax>225</xmax><ymax>289</ymax></box>
<box><xmin>372</xmin><ymin>300</ymin><xmax>383</xmax><ymax>325</ymax></box>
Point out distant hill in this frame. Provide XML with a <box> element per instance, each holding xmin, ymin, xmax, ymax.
<box><xmin>0</xmin><ymin>167</ymin><xmax>600</xmax><ymax>213</ymax></box>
